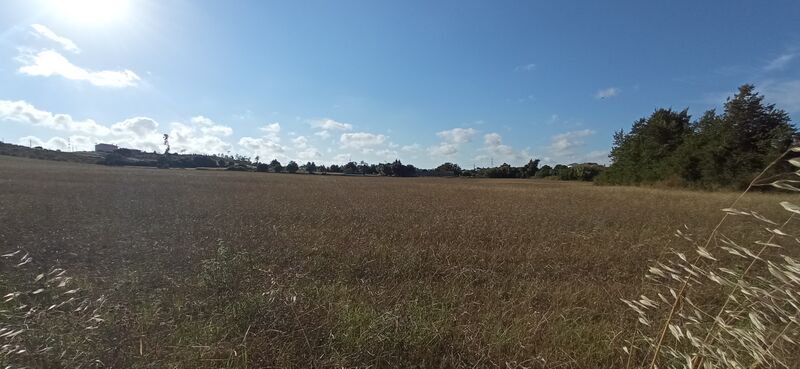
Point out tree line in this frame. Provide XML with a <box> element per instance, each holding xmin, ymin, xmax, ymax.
<box><xmin>243</xmin><ymin>157</ymin><xmax>606</xmax><ymax>181</ymax></box>
<box><xmin>96</xmin><ymin>145</ymin><xmax>603</xmax><ymax>180</ymax></box>
<box><xmin>599</xmin><ymin>84</ymin><xmax>796</xmax><ymax>189</ymax></box>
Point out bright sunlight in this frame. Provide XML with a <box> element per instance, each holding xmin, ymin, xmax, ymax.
<box><xmin>48</xmin><ymin>0</ymin><xmax>129</xmax><ymax>25</ymax></box>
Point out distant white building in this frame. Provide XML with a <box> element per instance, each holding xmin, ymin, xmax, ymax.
<box><xmin>95</xmin><ymin>143</ymin><xmax>118</xmax><ymax>152</ymax></box>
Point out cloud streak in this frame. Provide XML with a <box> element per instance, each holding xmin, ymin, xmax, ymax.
<box><xmin>311</xmin><ymin>118</ymin><xmax>353</xmax><ymax>131</ymax></box>
<box><xmin>1</xmin><ymin>100</ymin><xmax>235</xmax><ymax>154</ymax></box>
<box><xmin>30</xmin><ymin>24</ymin><xmax>80</xmax><ymax>53</ymax></box>
<box><xmin>549</xmin><ymin>129</ymin><xmax>595</xmax><ymax>156</ymax></box>
<box><xmin>761</xmin><ymin>80</ymin><xmax>800</xmax><ymax>113</ymax></box>
<box><xmin>0</xmin><ymin>99</ymin><xmax>109</xmax><ymax>135</ymax></box>
<box><xmin>436</xmin><ymin>127</ymin><xmax>476</xmax><ymax>144</ymax></box>
<box><xmin>764</xmin><ymin>53</ymin><xmax>797</xmax><ymax>72</ymax></box>
<box><xmin>594</xmin><ymin>87</ymin><xmax>619</xmax><ymax>99</ymax></box>
<box><xmin>18</xmin><ymin>50</ymin><xmax>141</xmax><ymax>88</ymax></box>
<box><xmin>514</xmin><ymin>63</ymin><xmax>536</xmax><ymax>72</ymax></box>
<box><xmin>340</xmin><ymin>132</ymin><xmax>387</xmax><ymax>149</ymax></box>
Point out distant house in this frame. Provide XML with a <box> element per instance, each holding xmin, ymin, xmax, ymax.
<box><xmin>95</xmin><ymin>143</ymin><xmax>118</xmax><ymax>153</ymax></box>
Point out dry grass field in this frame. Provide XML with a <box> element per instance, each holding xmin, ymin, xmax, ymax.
<box><xmin>0</xmin><ymin>156</ymin><xmax>794</xmax><ymax>368</ymax></box>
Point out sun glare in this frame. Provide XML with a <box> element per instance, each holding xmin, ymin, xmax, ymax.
<box><xmin>49</xmin><ymin>0</ymin><xmax>130</xmax><ymax>25</ymax></box>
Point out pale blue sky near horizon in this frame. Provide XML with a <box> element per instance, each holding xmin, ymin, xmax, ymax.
<box><xmin>1</xmin><ymin>0</ymin><xmax>799</xmax><ymax>168</ymax></box>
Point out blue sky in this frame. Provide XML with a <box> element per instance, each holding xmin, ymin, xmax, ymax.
<box><xmin>1</xmin><ymin>0</ymin><xmax>799</xmax><ymax>168</ymax></box>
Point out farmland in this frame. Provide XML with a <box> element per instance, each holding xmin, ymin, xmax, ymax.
<box><xmin>0</xmin><ymin>156</ymin><xmax>793</xmax><ymax>368</ymax></box>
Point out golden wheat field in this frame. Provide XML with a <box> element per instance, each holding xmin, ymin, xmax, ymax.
<box><xmin>0</xmin><ymin>155</ymin><xmax>795</xmax><ymax>368</ymax></box>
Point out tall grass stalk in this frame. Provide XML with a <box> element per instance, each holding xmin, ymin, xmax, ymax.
<box><xmin>623</xmin><ymin>148</ymin><xmax>800</xmax><ymax>369</ymax></box>
<box><xmin>0</xmin><ymin>250</ymin><xmax>107</xmax><ymax>368</ymax></box>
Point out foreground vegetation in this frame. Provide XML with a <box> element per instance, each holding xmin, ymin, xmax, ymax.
<box><xmin>2</xmin><ymin>156</ymin><xmax>798</xmax><ymax>368</ymax></box>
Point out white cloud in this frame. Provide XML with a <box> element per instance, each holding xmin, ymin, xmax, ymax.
<box><xmin>549</xmin><ymin>129</ymin><xmax>595</xmax><ymax>156</ymax></box>
<box><xmin>260</xmin><ymin>122</ymin><xmax>281</xmax><ymax>134</ymax></box>
<box><xmin>16</xmin><ymin>134</ymin><xmax>98</xmax><ymax>152</ymax></box>
<box><xmin>256</xmin><ymin>122</ymin><xmax>282</xmax><ymax>142</ymax></box>
<box><xmin>311</xmin><ymin>118</ymin><xmax>353</xmax><ymax>131</ymax></box>
<box><xmin>239</xmin><ymin>137</ymin><xmax>283</xmax><ymax>155</ymax></box>
<box><xmin>18</xmin><ymin>135</ymin><xmax>66</xmax><ymax>150</ymax></box>
<box><xmin>18</xmin><ymin>50</ymin><xmax>140</xmax><ymax>88</ymax></box>
<box><xmin>110</xmin><ymin>117</ymin><xmax>159</xmax><ymax>138</ymax></box>
<box><xmin>332</xmin><ymin>153</ymin><xmax>351</xmax><ymax>163</ymax></box>
<box><xmin>594</xmin><ymin>87</ymin><xmax>619</xmax><ymax>99</ymax></box>
<box><xmin>190</xmin><ymin>116</ymin><xmax>233</xmax><ymax>137</ymax></box>
<box><xmin>584</xmin><ymin>150</ymin><xmax>610</xmax><ymax>164</ymax></box>
<box><xmin>168</xmin><ymin>122</ymin><xmax>232</xmax><ymax>154</ymax></box>
<box><xmin>427</xmin><ymin>127</ymin><xmax>477</xmax><ymax>158</ymax></box>
<box><xmin>436</xmin><ymin>127</ymin><xmax>476</xmax><ymax>144</ymax></box>
<box><xmin>69</xmin><ymin>135</ymin><xmax>94</xmax><ymax>150</ymax></box>
<box><xmin>764</xmin><ymin>53</ymin><xmax>796</xmax><ymax>72</ymax></box>
<box><xmin>20</xmin><ymin>135</ymin><xmax>95</xmax><ymax>152</ymax></box>
<box><xmin>515</xmin><ymin>63</ymin><xmax>536</xmax><ymax>72</ymax></box>
<box><xmin>401</xmin><ymin>143</ymin><xmax>421</xmax><ymax>152</ymax></box>
<box><xmin>2</xmin><ymin>100</ymin><xmax>236</xmax><ymax>154</ymax></box>
<box><xmin>310</xmin><ymin>119</ymin><xmax>352</xmax><ymax>142</ymax></box>
<box><xmin>428</xmin><ymin>142</ymin><xmax>458</xmax><ymax>156</ymax></box>
<box><xmin>291</xmin><ymin>135</ymin><xmax>309</xmax><ymax>149</ymax></box>
<box><xmin>484</xmin><ymin>132</ymin><xmax>502</xmax><ymax>147</ymax></box>
<box><xmin>483</xmin><ymin>132</ymin><xmax>517</xmax><ymax>157</ymax></box>
<box><xmin>296</xmin><ymin>147</ymin><xmax>322</xmax><ymax>161</ymax></box>
<box><xmin>190</xmin><ymin>116</ymin><xmax>215</xmax><ymax>126</ymax></box>
<box><xmin>237</xmin><ymin>123</ymin><xmax>292</xmax><ymax>159</ymax></box>
<box><xmin>761</xmin><ymin>80</ymin><xmax>800</xmax><ymax>113</ymax></box>
<box><xmin>201</xmin><ymin>125</ymin><xmax>233</xmax><ymax>137</ymax></box>
<box><xmin>30</xmin><ymin>24</ymin><xmax>80</xmax><ymax>53</ymax></box>
<box><xmin>108</xmin><ymin>119</ymin><xmax>231</xmax><ymax>154</ymax></box>
<box><xmin>340</xmin><ymin>132</ymin><xmax>387</xmax><ymax>149</ymax></box>
<box><xmin>0</xmin><ymin>99</ymin><xmax>110</xmax><ymax>135</ymax></box>
<box><xmin>375</xmin><ymin>149</ymin><xmax>398</xmax><ymax>160</ymax></box>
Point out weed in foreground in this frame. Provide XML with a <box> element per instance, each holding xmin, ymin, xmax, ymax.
<box><xmin>0</xmin><ymin>250</ymin><xmax>107</xmax><ymax>369</ymax></box>
<box><xmin>623</xmin><ymin>149</ymin><xmax>800</xmax><ymax>369</ymax></box>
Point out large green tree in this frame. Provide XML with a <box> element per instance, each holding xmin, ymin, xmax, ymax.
<box><xmin>605</xmin><ymin>108</ymin><xmax>692</xmax><ymax>183</ymax></box>
<box><xmin>694</xmin><ymin>84</ymin><xmax>793</xmax><ymax>187</ymax></box>
<box><xmin>522</xmin><ymin>159</ymin><xmax>540</xmax><ymax>178</ymax></box>
<box><xmin>286</xmin><ymin>161</ymin><xmax>299</xmax><ymax>173</ymax></box>
<box><xmin>603</xmin><ymin>84</ymin><xmax>795</xmax><ymax>188</ymax></box>
<box><xmin>269</xmin><ymin>159</ymin><xmax>282</xmax><ymax>173</ymax></box>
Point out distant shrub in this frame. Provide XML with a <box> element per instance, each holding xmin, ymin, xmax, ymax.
<box><xmin>114</xmin><ymin>148</ymin><xmax>138</xmax><ymax>156</ymax></box>
<box><xmin>535</xmin><ymin>165</ymin><xmax>553</xmax><ymax>178</ymax></box>
<box><xmin>102</xmin><ymin>152</ymin><xmax>128</xmax><ymax>166</ymax></box>
<box><xmin>156</xmin><ymin>155</ymin><xmax>170</xmax><ymax>169</ymax></box>
<box><xmin>191</xmin><ymin>155</ymin><xmax>218</xmax><ymax>168</ymax></box>
<box><xmin>269</xmin><ymin>159</ymin><xmax>283</xmax><ymax>172</ymax></box>
<box><xmin>286</xmin><ymin>161</ymin><xmax>299</xmax><ymax>173</ymax></box>
<box><xmin>199</xmin><ymin>243</ymin><xmax>251</xmax><ymax>294</ymax></box>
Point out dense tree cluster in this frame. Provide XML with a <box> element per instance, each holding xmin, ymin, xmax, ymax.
<box><xmin>93</xmin><ymin>144</ymin><xmax>602</xmax><ymax>181</ymax></box>
<box><xmin>482</xmin><ymin>159</ymin><xmax>540</xmax><ymax>178</ymax></box>
<box><xmin>102</xmin><ymin>149</ymin><xmax>247</xmax><ymax>169</ymax></box>
<box><xmin>472</xmin><ymin>159</ymin><xmax>604</xmax><ymax>181</ymax></box>
<box><xmin>601</xmin><ymin>85</ymin><xmax>796</xmax><ymax>188</ymax></box>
